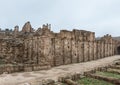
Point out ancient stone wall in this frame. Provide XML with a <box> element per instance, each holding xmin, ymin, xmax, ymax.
<box><xmin>0</xmin><ymin>22</ymin><xmax>117</xmax><ymax>73</ymax></box>
<box><xmin>21</xmin><ymin>27</ymin><xmax>116</xmax><ymax>67</ymax></box>
<box><xmin>0</xmin><ymin>39</ymin><xmax>24</xmax><ymax>64</ymax></box>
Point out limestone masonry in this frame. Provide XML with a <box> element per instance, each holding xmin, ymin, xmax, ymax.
<box><xmin>0</xmin><ymin>21</ymin><xmax>119</xmax><ymax>73</ymax></box>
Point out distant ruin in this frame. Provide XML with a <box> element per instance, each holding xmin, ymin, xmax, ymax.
<box><xmin>0</xmin><ymin>21</ymin><xmax>119</xmax><ymax>73</ymax></box>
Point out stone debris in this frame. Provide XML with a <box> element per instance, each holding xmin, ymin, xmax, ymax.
<box><xmin>85</xmin><ymin>73</ymin><xmax>120</xmax><ymax>85</ymax></box>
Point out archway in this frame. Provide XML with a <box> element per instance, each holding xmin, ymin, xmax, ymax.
<box><xmin>117</xmin><ymin>46</ymin><xmax>120</xmax><ymax>54</ymax></box>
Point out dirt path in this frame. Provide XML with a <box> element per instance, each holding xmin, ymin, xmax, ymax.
<box><xmin>0</xmin><ymin>55</ymin><xmax>120</xmax><ymax>85</ymax></box>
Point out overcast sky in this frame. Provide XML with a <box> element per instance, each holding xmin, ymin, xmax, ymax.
<box><xmin>0</xmin><ymin>0</ymin><xmax>120</xmax><ymax>37</ymax></box>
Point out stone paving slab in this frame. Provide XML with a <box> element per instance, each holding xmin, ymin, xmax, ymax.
<box><xmin>0</xmin><ymin>55</ymin><xmax>120</xmax><ymax>85</ymax></box>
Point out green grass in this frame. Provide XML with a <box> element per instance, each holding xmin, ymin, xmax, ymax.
<box><xmin>96</xmin><ymin>71</ymin><xmax>120</xmax><ymax>79</ymax></box>
<box><xmin>0</xmin><ymin>60</ymin><xmax>5</xmax><ymax>65</ymax></box>
<box><xmin>77</xmin><ymin>77</ymin><xmax>113</xmax><ymax>85</ymax></box>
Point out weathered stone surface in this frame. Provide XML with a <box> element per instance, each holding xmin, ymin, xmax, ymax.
<box><xmin>78</xmin><ymin>41</ymin><xmax>84</xmax><ymax>62</ymax></box>
<box><xmin>86</xmin><ymin>73</ymin><xmax>120</xmax><ymax>85</ymax></box>
<box><xmin>0</xmin><ymin>22</ymin><xmax>118</xmax><ymax>73</ymax></box>
<box><xmin>64</xmin><ymin>79</ymin><xmax>78</xmax><ymax>85</ymax></box>
<box><xmin>84</xmin><ymin>41</ymin><xmax>89</xmax><ymax>62</ymax></box>
<box><xmin>54</xmin><ymin>38</ymin><xmax>64</xmax><ymax>66</ymax></box>
<box><xmin>22</xmin><ymin>21</ymin><xmax>33</xmax><ymax>33</ymax></box>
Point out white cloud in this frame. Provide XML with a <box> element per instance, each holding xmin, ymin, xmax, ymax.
<box><xmin>0</xmin><ymin>0</ymin><xmax>120</xmax><ymax>37</ymax></box>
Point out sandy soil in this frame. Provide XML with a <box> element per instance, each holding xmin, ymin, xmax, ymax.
<box><xmin>0</xmin><ymin>55</ymin><xmax>120</xmax><ymax>85</ymax></box>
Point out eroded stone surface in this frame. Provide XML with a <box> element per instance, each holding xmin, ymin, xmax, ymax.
<box><xmin>0</xmin><ymin>21</ymin><xmax>119</xmax><ymax>73</ymax></box>
<box><xmin>0</xmin><ymin>55</ymin><xmax>120</xmax><ymax>85</ymax></box>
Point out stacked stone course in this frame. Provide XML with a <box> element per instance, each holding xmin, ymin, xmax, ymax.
<box><xmin>0</xmin><ymin>21</ymin><xmax>117</xmax><ymax>73</ymax></box>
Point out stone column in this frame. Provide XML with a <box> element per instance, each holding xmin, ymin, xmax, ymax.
<box><xmin>71</xmin><ymin>39</ymin><xmax>78</xmax><ymax>63</ymax></box>
<box><xmin>84</xmin><ymin>41</ymin><xmax>89</xmax><ymax>62</ymax></box>
<box><xmin>32</xmin><ymin>37</ymin><xmax>38</xmax><ymax>64</ymax></box>
<box><xmin>102</xmin><ymin>41</ymin><xmax>105</xmax><ymax>58</ymax></box>
<box><xmin>89</xmin><ymin>41</ymin><xmax>94</xmax><ymax>61</ymax></box>
<box><xmin>108</xmin><ymin>43</ymin><xmax>110</xmax><ymax>56</ymax></box>
<box><xmin>96</xmin><ymin>41</ymin><xmax>99</xmax><ymax>59</ymax></box>
<box><xmin>110</xmin><ymin>42</ymin><xmax>112</xmax><ymax>56</ymax></box>
<box><xmin>23</xmin><ymin>39</ymin><xmax>29</xmax><ymax>63</ymax></box>
<box><xmin>43</xmin><ymin>37</ymin><xmax>53</xmax><ymax>66</ymax></box>
<box><xmin>78</xmin><ymin>41</ymin><xmax>84</xmax><ymax>62</ymax></box>
<box><xmin>28</xmin><ymin>38</ymin><xmax>33</xmax><ymax>63</ymax></box>
<box><xmin>51</xmin><ymin>38</ymin><xmax>55</xmax><ymax>66</ymax></box>
<box><xmin>112</xmin><ymin>43</ymin><xmax>115</xmax><ymax>55</ymax></box>
<box><xmin>101</xmin><ymin>41</ymin><xmax>104</xmax><ymax>58</ymax></box>
<box><xmin>111</xmin><ymin>43</ymin><xmax>114</xmax><ymax>56</ymax></box>
<box><xmin>54</xmin><ymin>38</ymin><xmax>64</xmax><ymax>66</ymax></box>
<box><xmin>63</xmin><ymin>38</ymin><xmax>72</xmax><ymax>64</ymax></box>
<box><xmin>105</xmin><ymin>41</ymin><xmax>107</xmax><ymax>57</ymax></box>
<box><xmin>37</xmin><ymin>37</ymin><xmax>45</xmax><ymax>65</ymax></box>
<box><xmin>93</xmin><ymin>41</ymin><xmax>97</xmax><ymax>60</ymax></box>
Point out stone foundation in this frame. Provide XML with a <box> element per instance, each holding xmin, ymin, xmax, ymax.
<box><xmin>0</xmin><ymin>64</ymin><xmax>51</xmax><ymax>74</ymax></box>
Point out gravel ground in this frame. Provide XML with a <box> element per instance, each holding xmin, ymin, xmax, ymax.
<box><xmin>0</xmin><ymin>55</ymin><xmax>120</xmax><ymax>85</ymax></box>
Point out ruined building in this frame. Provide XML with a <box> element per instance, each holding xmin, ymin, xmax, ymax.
<box><xmin>0</xmin><ymin>21</ymin><xmax>119</xmax><ymax>73</ymax></box>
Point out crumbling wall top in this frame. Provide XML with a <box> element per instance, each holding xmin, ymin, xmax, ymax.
<box><xmin>22</xmin><ymin>21</ymin><xmax>34</xmax><ymax>33</ymax></box>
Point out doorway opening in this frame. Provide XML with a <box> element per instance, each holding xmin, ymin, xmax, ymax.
<box><xmin>117</xmin><ymin>46</ymin><xmax>120</xmax><ymax>54</ymax></box>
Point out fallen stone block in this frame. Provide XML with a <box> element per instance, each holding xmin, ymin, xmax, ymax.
<box><xmin>107</xmin><ymin>68</ymin><xmax>120</xmax><ymax>74</ymax></box>
<box><xmin>85</xmin><ymin>73</ymin><xmax>120</xmax><ymax>85</ymax></box>
<box><xmin>64</xmin><ymin>79</ymin><xmax>79</xmax><ymax>85</ymax></box>
<box><xmin>110</xmin><ymin>65</ymin><xmax>120</xmax><ymax>69</ymax></box>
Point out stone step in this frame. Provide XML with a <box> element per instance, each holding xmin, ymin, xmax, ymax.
<box><xmin>110</xmin><ymin>65</ymin><xmax>120</xmax><ymax>69</ymax></box>
<box><xmin>107</xmin><ymin>68</ymin><xmax>120</xmax><ymax>74</ymax></box>
<box><xmin>85</xmin><ymin>73</ymin><xmax>120</xmax><ymax>85</ymax></box>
